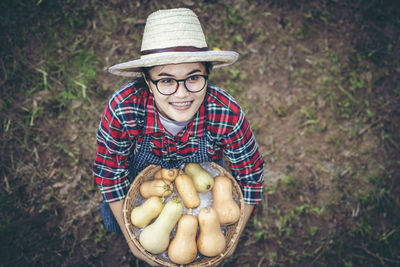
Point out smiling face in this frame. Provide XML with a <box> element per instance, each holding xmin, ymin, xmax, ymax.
<box><xmin>144</xmin><ymin>62</ymin><xmax>208</xmax><ymax>122</ymax></box>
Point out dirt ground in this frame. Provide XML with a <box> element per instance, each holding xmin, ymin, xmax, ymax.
<box><xmin>1</xmin><ymin>0</ymin><xmax>400</xmax><ymax>267</ymax></box>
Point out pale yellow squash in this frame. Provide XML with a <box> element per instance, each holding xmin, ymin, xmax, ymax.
<box><xmin>184</xmin><ymin>163</ymin><xmax>214</xmax><ymax>193</ymax></box>
<box><xmin>139</xmin><ymin>199</ymin><xmax>183</xmax><ymax>254</ymax></box>
<box><xmin>130</xmin><ymin>196</ymin><xmax>164</xmax><ymax>228</ymax></box>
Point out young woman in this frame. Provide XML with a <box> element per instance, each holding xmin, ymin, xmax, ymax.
<box><xmin>93</xmin><ymin>8</ymin><xmax>264</xmax><ymax>265</ymax></box>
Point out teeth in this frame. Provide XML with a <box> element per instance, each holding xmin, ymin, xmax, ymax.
<box><xmin>171</xmin><ymin>102</ymin><xmax>191</xmax><ymax>107</ymax></box>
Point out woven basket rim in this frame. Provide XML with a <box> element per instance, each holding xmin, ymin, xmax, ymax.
<box><xmin>123</xmin><ymin>162</ymin><xmax>245</xmax><ymax>267</ymax></box>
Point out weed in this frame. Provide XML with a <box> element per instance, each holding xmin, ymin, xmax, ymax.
<box><xmin>39</xmin><ymin>190</ymin><xmax>54</xmax><ymax>213</ymax></box>
<box><xmin>299</xmin><ymin>119</ymin><xmax>320</xmax><ymax>129</ymax></box>
<box><xmin>316</xmin><ymin>164</ymin><xmax>330</xmax><ymax>174</ymax></box>
<box><xmin>224</xmin><ymin>3</ymin><xmax>244</xmax><ymax>25</ymax></box>
<box><xmin>273</xmin><ymin>104</ymin><xmax>290</xmax><ymax>117</ymax></box>
<box><xmin>226</xmin><ymin>80</ymin><xmax>243</xmax><ymax>96</ymax></box>
<box><xmin>310</xmin><ymin>226</ymin><xmax>319</xmax><ymax>236</ymax></box>
<box><xmin>57</xmin><ymin>144</ymin><xmax>76</xmax><ymax>158</ymax></box>
<box><xmin>295</xmin><ymin>204</ymin><xmax>310</xmax><ymax>215</ymax></box>
<box><xmin>329</xmin><ymin>52</ymin><xmax>339</xmax><ymax>63</ymax></box>
<box><xmin>266</xmin><ymin>184</ymin><xmax>278</xmax><ymax>194</ymax></box>
<box><xmin>229</xmin><ymin>68</ymin><xmax>240</xmax><ymax>79</ymax></box>
<box><xmin>312</xmin><ymin>207</ymin><xmax>324</xmax><ymax>216</ymax></box>
<box><xmin>300</xmin><ymin>106</ymin><xmax>317</xmax><ymax>119</ymax></box>
<box><xmin>326</xmin><ymin>134</ymin><xmax>342</xmax><ymax>147</ymax></box>
<box><xmin>233</xmin><ymin>34</ymin><xmax>244</xmax><ymax>43</ymax></box>
<box><xmin>295</xmin><ymin>28</ymin><xmax>305</xmax><ymax>40</ymax></box>
<box><xmin>93</xmin><ymin>224</ymin><xmax>108</xmax><ymax>243</ymax></box>
<box><xmin>254</xmin><ymin>229</ymin><xmax>268</xmax><ymax>240</ymax></box>
<box><xmin>35</xmin><ymin>68</ymin><xmax>49</xmax><ymax>90</ymax></box>
<box><xmin>281</xmin><ymin>176</ymin><xmax>300</xmax><ymax>187</ymax></box>
<box><xmin>268</xmin><ymin>252</ymin><xmax>277</xmax><ymax>265</ymax></box>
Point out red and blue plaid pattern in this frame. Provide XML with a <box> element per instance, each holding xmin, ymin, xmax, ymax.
<box><xmin>93</xmin><ymin>78</ymin><xmax>264</xmax><ymax>204</ymax></box>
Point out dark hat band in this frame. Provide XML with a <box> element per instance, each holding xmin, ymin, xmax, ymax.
<box><xmin>141</xmin><ymin>46</ymin><xmax>209</xmax><ymax>56</ymax></box>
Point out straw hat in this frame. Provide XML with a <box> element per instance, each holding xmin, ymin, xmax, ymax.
<box><xmin>109</xmin><ymin>8</ymin><xmax>239</xmax><ymax>77</ymax></box>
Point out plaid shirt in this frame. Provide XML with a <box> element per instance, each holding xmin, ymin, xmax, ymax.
<box><xmin>93</xmin><ymin>78</ymin><xmax>264</xmax><ymax>204</ymax></box>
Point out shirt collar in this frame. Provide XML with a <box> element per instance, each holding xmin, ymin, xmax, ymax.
<box><xmin>143</xmin><ymin>91</ymin><xmax>207</xmax><ymax>140</ymax></box>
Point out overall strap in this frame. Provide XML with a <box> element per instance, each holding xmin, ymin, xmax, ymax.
<box><xmin>129</xmin><ymin>116</ymin><xmax>221</xmax><ymax>180</ymax></box>
<box><xmin>182</xmin><ymin>136</ymin><xmax>210</xmax><ymax>164</ymax></box>
<box><xmin>128</xmin><ymin>134</ymin><xmax>162</xmax><ymax>180</ymax></box>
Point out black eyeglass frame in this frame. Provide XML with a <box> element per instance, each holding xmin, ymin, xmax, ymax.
<box><xmin>148</xmin><ymin>74</ymin><xmax>209</xmax><ymax>96</ymax></box>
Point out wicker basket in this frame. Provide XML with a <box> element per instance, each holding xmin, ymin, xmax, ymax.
<box><xmin>123</xmin><ymin>162</ymin><xmax>245</xmax><ymax>267</ymax></box>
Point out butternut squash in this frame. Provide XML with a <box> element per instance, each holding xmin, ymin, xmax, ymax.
<box><xmin>175</xmin><ymin>173</ymin><xmax>200</xmax><ymax>208</ymax></box>
<box><xmin>197</xmin><ymin>206</ymin><xmax>226</xmax><ymax>257</ymax></box>
<box><xmin>139</xmin><ymin>179</ymin><xmax>173</xmax><ymax>198</ymax></box>
<box><xmin>139</xmin><ymin>199</ymin><xmax>183</xmax><ymax>254</ymax></box>
<box><xmin>168</xmin><ymin>214</ymin><xmax>198</xmax><ymax>264</ymax></box>
<box><xmin>154</xmin><ymin>168</ymin><xmax>178</xmax><ymax>182</ymax></box>
<box><xmin>212</xmin><ymin>175</ymin><xmax>241</xmax><ymax>225</ymax></box>
<box><xmin>154</xmin><ymin>169</ymin><xmax>163</xmax><ymax>179</ymax></box>
<box><xmin>184</xmin><ymin>163</ymin><xmax>214</xmax><ymax>193</ymax></box>
<box><xmin>130</xmin><ymin>196</ymin><xmax>164</xmax><ymax>228</ymax></box>
<box><xmin>161</xmin><ymin>168</ymin><xmax>178</xmax><ymax>182</ymax></box>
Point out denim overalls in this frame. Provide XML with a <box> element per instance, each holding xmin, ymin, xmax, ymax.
<box><xmin>100</xmin><ymin>132</ymin><xmax>224</xmax><ymax>233</ymax></box>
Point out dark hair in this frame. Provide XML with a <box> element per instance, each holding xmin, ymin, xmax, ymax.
<box><xmin>141</xmin><ymin>62</ymin><xmax>212</xmax><ymax>80</ymax></box>
<box><xmin>203</xmin><ymin>61</ymin><xmax>213</xmax><ymax>74</ymax></box>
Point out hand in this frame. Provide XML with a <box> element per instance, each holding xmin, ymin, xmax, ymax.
<box><xmin>108</xmin><ymin>200</ymin><xmax>162</xmax><ymax>266</ymax></box>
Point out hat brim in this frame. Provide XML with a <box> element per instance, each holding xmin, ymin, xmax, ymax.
<box><xmin>108</xmin><ymin>51</ymin><xmax>239</xmax><ymax>77</ymax></box>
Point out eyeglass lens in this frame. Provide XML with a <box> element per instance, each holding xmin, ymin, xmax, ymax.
<box><xmin>155</xmin><ymin>75</ymin><xmax>207</xmax><ymax>95</ymax></box>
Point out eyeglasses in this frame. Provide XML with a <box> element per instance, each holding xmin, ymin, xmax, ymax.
<box><xmin>148</xmin><ymin>75</ymin><xmax>208</xmax><ymax>96</ymax></box>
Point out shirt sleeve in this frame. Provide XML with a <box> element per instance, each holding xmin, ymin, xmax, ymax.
<box><xmin>222</xmin><ymin>110</ymin><xmax>265</xmax><ymax>205</ymax></box>
<box><xmin>93</xmin><ymin>100</ymin><xmax>133</xmax><ymax>203</ymax></box>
